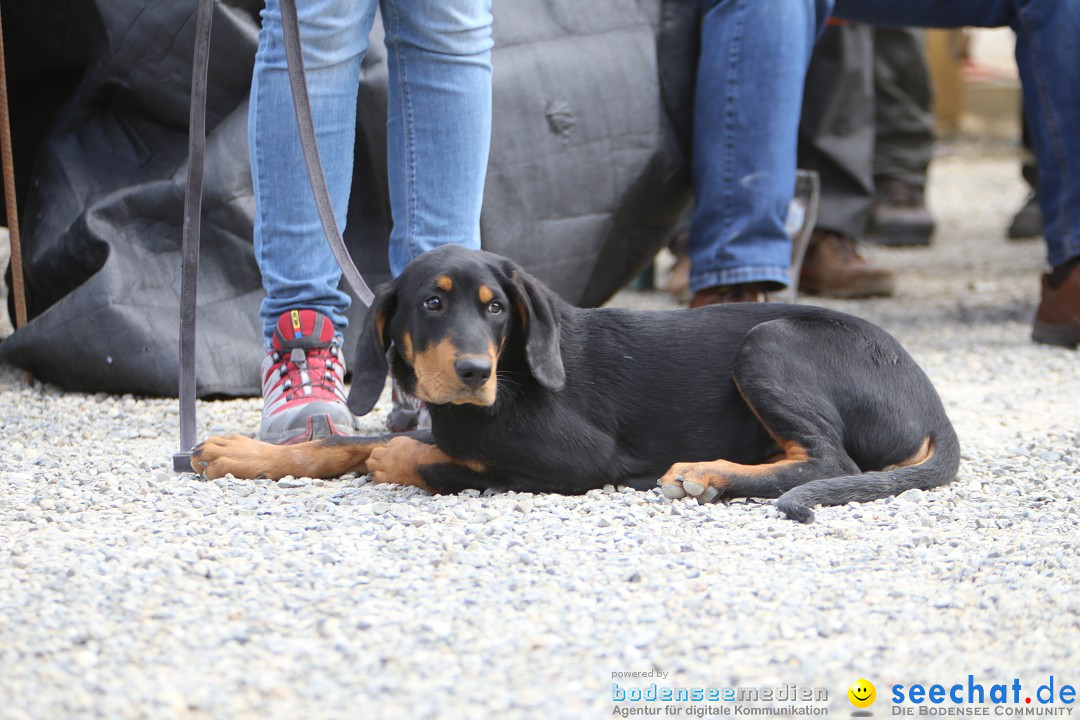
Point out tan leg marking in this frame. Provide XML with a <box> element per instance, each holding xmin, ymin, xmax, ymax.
<box><xmin>367</xmin><ymin>436</ymin><xmax>484</xmax><ymax>492</ymax></box>
<box><xmin>884</xmin><ymin>436</ymin><xmax>934</xmax><ymax>470</ymax></box>
<box><xmin>659</xmin><ymin>441</ymin><xmax>810</xmax><ymax>501</ymax></box>
<box><xmin>191</xmin><ymin>436</ymin><xmax>381</xmax><ymax>480</ymax></box>
<box><xmin>435</xmin><ymin>275</ymin><xmax>453</xmax><ymax>292</ymax></box>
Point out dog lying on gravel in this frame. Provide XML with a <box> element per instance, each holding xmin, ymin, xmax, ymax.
<box><xmin>193</xmin><ymin>245</ymin><xmax>959</xmax><ymax>522</ymax></box>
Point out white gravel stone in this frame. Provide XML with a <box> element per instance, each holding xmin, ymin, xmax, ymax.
<box><xmin>1</xmin><ymin>140</ymin><xmax>1077</xmax><ymax>718</ymax></box>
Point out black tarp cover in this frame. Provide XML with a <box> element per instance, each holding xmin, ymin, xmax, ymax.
<box><xmin>0</xmin><ymin>0</ymin><xmax>696</xmax><ymax>396</ymax></box>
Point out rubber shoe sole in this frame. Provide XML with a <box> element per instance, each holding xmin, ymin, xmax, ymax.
<box><xmin>865</xmin><ymin>226</ymin><xmax>933</xmax><ymax>247</ymax></box>
<box><xmin>1032</xmin><ymin>320</ymin><xmax>1080</xmax><ymax>349</ymax></box>
<box><xmin>800</xmin><ymin>276</ymin><xmax>896</xmax><ymax>299</ymax></box>
<box><xmin>265</xmin><ymin>413</ymin><xmax>351</xmax><ymax>446</ymax></box>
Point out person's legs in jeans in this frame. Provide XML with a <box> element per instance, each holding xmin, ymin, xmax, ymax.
<box><xmin>688</xmin><ymin>0</ymin><xmax>830</xmax><ymax>306</ymax></box>
<box><xmin>836</xmin><ymin>0</ymin><xmax>1080</xmax><ymax>345</ymax></box>
<box><xmin>382</xmin><ymin>0</ymin><xmax>493</xmax><ymax>276</ymax></box>
<box><xmin>251</xmin><ymin>0</ymin><xmax>373</xmax><ymax>442</ymax></box>
<box><xmin>252</xmin><ymin>0</ymin><xmax>372</xmax><ymax>344</ymax></box>
<box><xmin>251</xmin><ymin>0</ymin><xmax>494</xmax><ymax>442</ymax></box>
<box><xmin>381</xmin><ymin>0</ymin><xmax>493</xmax><ymax>430</ymax></box>
<box><xmin>253</xmin><ymin>0</ymin><xmax>493</xmax><ymax>339</ymax></box>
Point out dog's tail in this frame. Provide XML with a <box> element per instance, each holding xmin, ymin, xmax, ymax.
<box><xmin>776</xmin><ymin>423</ymin><xmax>961</xmax><ymax>524</ymax></box>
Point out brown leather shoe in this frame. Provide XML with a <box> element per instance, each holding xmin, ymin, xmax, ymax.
<box><xmin>799</xmin><ymin>231</ymin><xmax>895</xmax><ymax>299</ymax></box>
<box><xmin>867</xmin><ymin>177</ymin><xmax>935</xmax><ymax>247</ymax></box>
<box><xmin>690</xmin><ymin>283</ymin><xmax>769</xmax><ymax>307</ymax></box>
<box><xmin>1033</xmin><ymin>257</ymin><xmax>1080</xmax><ymax>348</ymax></box>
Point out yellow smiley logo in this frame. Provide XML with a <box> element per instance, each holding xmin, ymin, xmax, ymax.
<box><xmin>848</xmin><ymin>679</ymin><xmax>876</xmax><ymax>708</ymax></box>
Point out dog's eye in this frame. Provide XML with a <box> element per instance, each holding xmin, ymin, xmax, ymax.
<box><xmin>488</xmin><ymin>300</ymin><xmax>504</xmax><ymax>315</ymax></box>
<box><xmin>423</xmin><ymin>296</ymin><xmax>442</xmax><ymax>312</ymax></box>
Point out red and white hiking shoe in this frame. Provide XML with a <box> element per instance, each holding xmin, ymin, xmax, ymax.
<box><xmin>259</xmin><ymin>309</ymin><xmax>356</xmax><ymax>445</ymax></box>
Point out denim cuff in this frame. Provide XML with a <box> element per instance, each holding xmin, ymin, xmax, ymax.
<box><xmin>1049</xmin><ymin>241</ymin><xmax>1080</xmax><ymax>270</ymax></box>
<box><xmin>689</xmin><ymin>264</ymin><xmax>791</xmax><ymax>294</ymax></box>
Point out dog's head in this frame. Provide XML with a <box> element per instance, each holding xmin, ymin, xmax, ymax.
<box><xmin>348</xmin><ymin>245</ymin><xmax>566</xmax><ymax>415</ymax></box>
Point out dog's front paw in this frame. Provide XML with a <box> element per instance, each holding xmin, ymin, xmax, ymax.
<box><xmin>658</xmin><ymin>463</ymin><xmax>722</xmax><ymax>503</ymax></box>
<box><xmin>191</xmin><ymin>435</ymin><xmax>288</xmax><ymax>480</ymax></box>
<box><xmin>366</xmin><ymin>436</ymin><xmax>433</xmax><ymax>491</ymax></box>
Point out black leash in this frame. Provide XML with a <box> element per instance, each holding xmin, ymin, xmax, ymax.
<box><xmin>173</xmin><ymin>0</ymin><xmax>374</xmax><ymax>472</ymax></box>
<box><xmin>173</xmin><ymin>0</ymin><xmax>213</xmax><ymax>472</ymax></box>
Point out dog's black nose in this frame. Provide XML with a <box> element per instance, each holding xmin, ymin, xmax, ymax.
<box><xmin>455</xmin><ymin>357</ymin><xmax>492</xmax><ymax>388</ymax></box>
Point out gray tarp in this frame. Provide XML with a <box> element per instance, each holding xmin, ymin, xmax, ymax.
<box><xmin>0</xmin><ymin>0</ymin><xmax>697</xmax><ymax>396</ymax></box>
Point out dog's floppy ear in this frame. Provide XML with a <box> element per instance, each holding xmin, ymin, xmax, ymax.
<box><xmin>347</xmin><ymin>281</ymin><xmax>398</xmax><ymax>415</ymax></box>
<box><xmin>496</xmin><ymin>258</ymin><xmax>566</xmax><ymax>392</ymax></box>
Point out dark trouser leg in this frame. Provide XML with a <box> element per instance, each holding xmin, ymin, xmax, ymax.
<box><xmin>872</xmin><ymin>27</ymin><xmax>934</xmax><ymax>189</ymax></box>
<box><xmin>797</xmin><ymin>22</ymin><xmax>895</xmax><ymax>297</ymax></box>
<box><xmin>798</xmin><ymin>22</ymin><xmax>875</xmax><ymax>239</ymax></box>
<box><xmin>1009</xmin><ymin>111</ymin><xmax>1044</xmax><ymax>239</ymax></box>
<box><xmin>867</xmin><ymin>26</ymin><xmax>936</xmax><ymax>245</ymax></box>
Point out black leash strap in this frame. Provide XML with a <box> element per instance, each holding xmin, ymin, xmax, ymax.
<box><xmin>173</xmin><ymin>0</ymin><xmax>214</xmax><ymax>472</ymax></box>
<box><xmin>174</xmin><ymin>0</ymin><xmax>373</xmax><ymax>472</ymax></box>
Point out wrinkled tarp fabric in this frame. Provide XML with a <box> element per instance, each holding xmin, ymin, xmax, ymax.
<box><xmin>0</xmin><ymin>0</ymin><xmax>696</xmax><ymax>396</ymax></box>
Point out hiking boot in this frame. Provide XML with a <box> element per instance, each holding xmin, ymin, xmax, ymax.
<box><xmin>386</xmin><ymin>377</ymin><xmax>431</xmax><ymax>433</ymax></box>
<box><xmin>1033</xmin><ymin>258</ymin><xmax>1080</xmax><ymax>349</ymax></box>
<box><xmin>260</xmin><ymin>309</ymin><xmax>355</xmax><ymax>445</ymax></box>
<box><xmin>1008</xmin><ymin>193</ymin><xmax>1043</xmax><ymax>240</ymax></box>
<box><xmin>800</xmin><ymin>231</ymin><xmax>895</xmax><ymax>299</ymax></box>
<box><xmin>867</xmin><ymin>177</ymin><xmax>935</xmax><ymax>247</ymax></box>
<box><xmin>690</xmin><ymin>283</ymin><xmax>769</xmax><ymax>307</ymax></box>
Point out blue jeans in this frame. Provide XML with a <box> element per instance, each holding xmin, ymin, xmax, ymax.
<box><xmin>251</xmin><ymin>0</ymin><xmax>493</xmax><ymax>344</ymax></box>
<box><xmin>691</xmin><ymin>0</ymin><xmax>1080</xmax><ymax>292</ymax></box>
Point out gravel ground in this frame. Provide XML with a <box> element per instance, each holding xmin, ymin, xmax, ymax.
<box><xmin>1</xmin><ymin>140</ymin><xmax>1077</xmax><ymax>719</ymax></box>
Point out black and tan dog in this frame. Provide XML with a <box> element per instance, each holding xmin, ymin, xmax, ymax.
<box><xmin>193</xmin><ymin>245</ymin><xmax>959</xmax><ymax>522</ymax></box>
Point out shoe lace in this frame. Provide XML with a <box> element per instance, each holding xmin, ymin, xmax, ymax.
<box><xmin>269</xmin><ymin>344</ymin><xmax>343</xmax><ymax>401</ymax></box>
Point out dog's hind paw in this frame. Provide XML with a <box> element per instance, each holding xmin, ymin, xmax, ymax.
<box><xmin>658</xmin><ymin>466</ymin><xmax>722</xmax><ymax>503</ymax></box>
